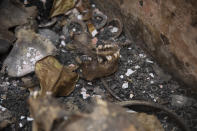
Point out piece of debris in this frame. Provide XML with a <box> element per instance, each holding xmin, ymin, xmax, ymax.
<box><xmin>50</xmin><ymin>0</ymin><xmax>76</xmax><ymax>17</ymax></box>
<box><xmin>125</xmin><ymin>69</ymin><xmax>135</xmax><ymax>76</ymax></box>
<box><xmin>35</xmin><ymin>56</ymin><xmax>79</xmax><ymax>97</ymax></box>
<box><xmin>1</xmin><ymin>28</ymin><xmax>57</xmax><ymax>77</ymax></box>
<box><xmin>122</xmin><ymin>82</ymin><xmax>129</xmax><ymax>89</ymax></box>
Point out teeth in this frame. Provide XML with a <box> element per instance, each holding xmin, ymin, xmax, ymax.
<box><xmin>97</xmin><ymin>57</ymin><xmax>103</xmax><ymax>63</ymax></box>
<box><xmin>88</xmin><ymin>57</ymin><xmax>92</xmax><ymax>61</ymax></box>
<box><xmin>98</xmin><ymin>45</ymin><xmax>103</xmax><ymax>49</ymax></box>
<box><xmin>104</xmin><ymin>44</ymin><xmax>112</xmax><ymax>48</ymax></box>
<box><xmin>106</xmin><ymin>55</ymin><xmax>112</xmax><ymax>61</ymax></box>
<box><xmin>114</xmin><ymin>51</ymin><xmax>120</xmax><ymax>58</ymax></box>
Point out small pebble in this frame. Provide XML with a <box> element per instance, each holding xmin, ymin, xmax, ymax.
<box><xmin>122</xmin><ymin>82</ymin><xmax>129</xmax><ymax>89</ymax></box>
<box><xmin>125</xmin><ymin>69</ymin><xmax>135</xmax><ymax>76</ymax></box>
<box><xmin>120</xmin><ymin>75</ymin><xmax>124</xmax><ymax>79</ymax></box>
<box><xmin>77</xmin><ymin>15</ymin><xmax>83</xmax><ymax>20</ymax></box>
<box><xmin>60</xmin><ymin>41</ymin><xmax>66</xmax><ymax>46</ymax></box>
<box><xmin>110</xmin><ymin>27</ymin><xmax>118</xmax><ymax>33</ymax></box>
<box><xmin>149</xmin><ymin>73</ymin><xmax>154</xmax><ymax>78</ymax></box>
<box><xmin>130</xmin><ymin>94</ymin><xmax>134</xmax><ymax>99</ymax></box>
<box><xmin>0</xmin><ymin>105</ymin><xmax>6</xmax><ymax>111</ymax></box>
<box><xmin>91</xmin><ymin>29</ymin><xmax>98</xmax><ymax>37</ymax></box>
<box><xmin>27</xmin><ymin>117</ymin><xmax>34</xmax><ymax>121</ymax></box>
<box><xmin>19</xmin><ymin>123</ymin><xmax>23</xmax><ymax>128</ymax></box>
<box><xmin>150</xmin><ymin>80</ymin><xmax>154</xmax><ymax>84</ymax></box>
<box><xmin>87</xmin><ymin>82</ymin><xmax>93</xmax><ymax>85</ymax></box>
<box><xmin>135</xmin><ymin>65</ymin><xmax>140</xmax><ymax>69</ymax></box>
<box><xmin>146</xmin><ymin>59</ymin><xmax>154</xmax><ymax>63</ymax></box>
<box><xmin>20</xmin><ymin>116</ymin><xmax>25</xmax><ymax>120</ymax></box>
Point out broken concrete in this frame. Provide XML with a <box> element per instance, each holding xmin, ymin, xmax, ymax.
<box><xmin>93</xmin><ymin>0</ymin><xmax>197</xmax><ymax>90</ymax></box>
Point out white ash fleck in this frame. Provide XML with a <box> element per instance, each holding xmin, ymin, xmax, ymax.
<box><xmin>20</xmin><ymin>116</ymin><xmax>25</xmax><ymax>120</ymax></box>
<box><xmin>19</xmin><ymin>123</ymin><xmax>23</xmax><ymax>128</ymax></box>
<box><xmin>61</xmin><ymin>49</ymin><xmax>67</xmax><ymax>53</ymax></box>
<box><xmin>125</xmin><ymin>69</ymin><xmax>135</xmax><ymax>76</ymax></box>
<box><xmin>128</xmin><ymin>47</ymin><xmax>132</xmax><ymax>50</ymax></box>
<box><xmin>129</xmin><ymin>93</ymin><xmax>134</xmax><ymax>99</ymax></box>
<box><xmin>0</xmin><ymin>105</ymin><xmax>6</xmax><ymax>111</ymax></box>
<box><xmin>146</xmin><ymin>59</ymin><xmax>154</xmax><ymax>63</ymax></box>
<box><xmin>147</xmin><ymin>77</ymin><xmax>150</xmax><ymax>80</ymax></box>
<box><xmin>76</xmin><ymin>84</ymin><xmax>80</xmax><ymax>87</ymax></box>
<box><xmin>149</xmin><ymin>73</ymin><xmax>154</xmax><ymax>78</ymax></box>
<box><xmin>128</xmin><ymin>60</ymin><xmax>132</xmax><ymax>63</ymax></box>
<box><xmin>81</xmin><ymin>88</ymin><xmax>90</xmax><ymax>99</ymax></box>
<box><xmin>110</xmin><ymin>27</ymin><xmax>118</xmax><ymax>33</ymax></box>
<box><xmin>135</xmin><ymin>65</ymin><xmax>140</xmax><ymax>69</ymax></box>
<box><xmin>60</xmin><ymin>40</ymin><xmax>66</xmax><ymax>47</ymax></box>
<box><xmin>72</xmin><ymin>28</ymin><xmax>76</xmax><ymax>32</ymax></box>
<box><xmin>139</xmin><ymin>54</ymin><xmax>146</xmax><ymax>58</ymax></box>
<box><xmin>120</xmin><ymin>55</ymin><xmax>122</xmax><ymax>58</ymax></box>
<box><xmin>122</xmin><ymin>82</ymin><xmax>129</xmax><ymax>89</ymax></box>
<box><xmin>27</xmin><ymin>117</ymin><xmax>34</xmax><ymax>121</ymax></box>
<box><xmin>91</xmin><ymin>4</ymin><xmax>95</xmax><ymax>7</ymax></box>
<box><xmin>77</xmin><ymin>15</ymin><xmax>83</xmax><ymax>20</ymax></box>
<box><xmin>91</xmin><ymin>29</ymin><xmax>98</xmax><ymax>37</ymax></box>
<box><xmin>150</xmin><ymin>80</ymin><xmax>154</xmax><ymax>84</ymax></box>
<box><xmin>126</xmin><ymin>110</ymin><xmax>136</xmax><ymax>113</ymax></box>
<box><xmin>87</xmin><ymin>82</ymin><xmax>92</xmax><ymax>85</ymax></box>
<box><xmin>120</xmin><ymin>75</ymin><xmax>124</xmax><ymax>79</ymax></box>
<box><xmin>159</xmin><ymin>85</ymin><xmax>163</xmax><ymax>88</ymax></box>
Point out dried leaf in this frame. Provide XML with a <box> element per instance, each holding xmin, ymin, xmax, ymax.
<box><xmin>35</xmin><ymin>56</ymin><xmax>79</xmax><ymax>97</ymax></box>
<box><xmin>50</xmin><ymin>0</ymin><xmax>76</xmax><ymax>18</ymax></box>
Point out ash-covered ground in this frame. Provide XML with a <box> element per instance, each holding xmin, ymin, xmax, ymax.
<box><xmin>0</xmin><ymin>0</ymin><xmax>197</xmax><ymax>131</ymax></box>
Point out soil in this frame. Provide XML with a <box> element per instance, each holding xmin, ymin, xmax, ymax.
<box><xmin>0</xmin><ymin>0</ymin><xmax>197</xmax><ymax>131</ymax></box>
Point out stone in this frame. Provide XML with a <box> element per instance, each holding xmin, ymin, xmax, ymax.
<box><xmin>2</xmin><ymin>28</ymin><xmax>57</xmax><ymax>77</ymax></box>
<box><xmin>38</xmin><ymin>29</ymin><xmax>59</xmax><ymax>46</ymax></box>
<box><xmin>93</xmin><ymin>0</ymin><xmax>197</xmax><ymax>90</ymax></box>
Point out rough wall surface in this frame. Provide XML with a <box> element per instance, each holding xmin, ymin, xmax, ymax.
<box><xmin>94</xmin><ymin>0</ymin><xmax>197</xmax><ymax>90</ymax></box>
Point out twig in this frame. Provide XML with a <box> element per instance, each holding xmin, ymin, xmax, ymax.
<box><xmin>116</xmin><ymin>100</ymin><xmax>190</xmax><ymax>131</ymax></box>
<box><xmin>101</xmin><ymin>78</ymin><xmax>123</xmax><ymax>101</ymax></box>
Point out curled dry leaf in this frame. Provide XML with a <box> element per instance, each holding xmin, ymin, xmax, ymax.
<box><xmin>50</xmin><ymin>0</ymin><xmax>76</xmax><ymax>18</ymax></box>
<box><xmin>35</xmin><ymin>56</ymin><xmax>79</xmax><ymax>97</ymax></box>
<box><xmin>29</xmin><ymin>96</ymin><xmax>164</xmax><ymax>131</ymax></box>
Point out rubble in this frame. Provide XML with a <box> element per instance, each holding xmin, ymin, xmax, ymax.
<box><xmin>1</xmin><ymin>28</ymin><xmax>57</xmax><ymax>77</ymax></box>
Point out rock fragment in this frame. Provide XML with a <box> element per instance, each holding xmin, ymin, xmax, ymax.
<box><xmin>2</xmin><ymin>28</ymin><xmax>57</xmax><ymax>77</ymax></box>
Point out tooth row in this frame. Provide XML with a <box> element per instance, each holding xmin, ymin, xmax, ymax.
<box><xmin>104</xmin><ymin>44</ymin><xmax>113</xmax><ymax>48</ymax></box>
<box><xmin>97</xmin><ymin>44</ymin><xmax>115</xmax><ymax>50</ymax></box>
